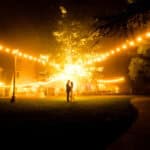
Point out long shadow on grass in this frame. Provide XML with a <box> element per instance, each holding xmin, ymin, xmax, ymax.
<box><xmin>0</xmin><ymin>98</ymin><xmax>138</xmax><ymax>149</ymax></box>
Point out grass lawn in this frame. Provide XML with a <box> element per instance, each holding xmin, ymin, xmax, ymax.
<box><xmin>0</xmin><ymin>95</ymin><xmax>137</xmax><ymax>149</ymax></box>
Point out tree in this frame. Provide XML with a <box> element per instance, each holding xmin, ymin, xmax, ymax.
<box><xmin>128</xmin><ymin>45</ymin><xmax>150</xmax><ymax>93</ymax></box>
<box><xmin>48</xmin><ymin>6</ymin><xmax>104</xmax><ymax>86</ymax></box>
<box><xmin>53</xmin><ymin>18</ymin><xmax>101</xmax><ymax>59</ymax></box>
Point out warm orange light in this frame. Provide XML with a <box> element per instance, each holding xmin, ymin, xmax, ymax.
<box><xmin>98</xmin><ymin>77</ymin><xmax>125</xmax><ymax>83</ymax></box>
<box><xmin>116</xmin><ymin>48</ymin><xmax>120</xmax><ymax>52</ymax></box>
<box><xmin>106</xmin><ymin>52</ymin><xmax>110</xmax><ymax>57</ymax></box>
<box><xmin>28</xmin><ymin>56</ymin><xmax>33</xmax><ymax>60</ymax></box>
<box><xmin>96</xmin><ymin>58</ymin><xmax>102</xmax><ymax>62</ymax></box>
<box><xmin>42</xmin><ymin>61</ymin><xmax>46</xmax><ymax>65</ymax></box>
<box><xmin>87</xmin><ymin>60</ymin><xmax>92</xmax><ymax>65</ymax></box>
<box><xmin>5</xmin><ymin>48</ymin><xmax>10</xmax><ymax>53</ymax></box>
<box><xmin>137</xmin><ymin>36</ymin><xmax>142</xmax><ymax>42</ymax></box>
<box><xmin>115</xmin><ymin>86</ymin><xmax>119</xmax><ymax>93</ymax></box>
<box><xmin>101</xmin><ymin>55</ymin><xmax>107</xmax><ymax>60</ymax></box>
<box><xmin>23</xmin><ymin>54</ymin><xmax>28</xmax><ymax>58</ymax></box>
<box><xmin>122</xmin><ymin>44</ymin><xmax>127</xmax><ymax>49</ymax></box>
<box><xmin>12</xmin><ymin>49</ymin><xmax>19</xmax><ymax>55</ymax></box>
<box><xmin>129</xmin><ymin>41</ymin><xmax>135</xmax><ymax>46</ymax></box>
<box><xmin>59</xmin><ymin>6</ymin><xmax>67</xmax><ymax>15</ymax></box>
<box><xmin>40</xmin><ymin>55</ymin><xmax>49</xmax><ymax>62</ymax></box>
<box><xmin>111</xmin><ymin>50</ymin><xmax>115</xmax><ymax>54</ymax></box>
<box><xmin>0</xmin><ymin>26</ymin><xmax>150</xmax><ymax>96</ymax></box>
<box><xmin>0</xmin><ymin>45</ymin><xmax>3</xmax><ymax>50</ymax></box>
<box><xmin>33</xmin><ymin>57</ymin><xmax>37</xmax><ymax>61</ymax></box>
<box><xmin>0</xmin><ymin>82</ymin><xmax>5</xmax><ymax>87</ymax></box>
<box><xmin>38</xmin><ymin>59</ymin><xmax>42</xmax><ymax>63</ymax></box>
<box><xmin>146</xmin><ymin>32</ymin><xmax>150</xmax><ymax>38</ymax></box>
<box><xmin>18</xmin><ymin>52</ymin><xmax>23</xmax><ymax>57</ymax></box>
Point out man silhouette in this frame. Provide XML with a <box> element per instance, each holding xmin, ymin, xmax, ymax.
<box><xmin>70</xmin><ymin>81</ymin><xmax>73</xmax><ymax>102</ymax></box>
<box><xmin>66</xmin><ymin>80</ymin><xmax>71</xmax><ymax>102</ymax></box>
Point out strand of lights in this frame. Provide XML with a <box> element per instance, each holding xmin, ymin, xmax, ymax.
<box><xmin>0</xmin><ymin>80</ymin><xmax>52</xmax><ymax>88</ymax></box>
<box><xmin>87</xmin><ymin>31</ymin><xmax>150</xmax><ymax>64</ymax></box>
<box><xmin>0</xmin><ymin>45</ymin><xmax>47</xmax><ymax>65</ymax></box>
<box><xmin>0</xmin><ymin>82</ymin><xmax>5</xmax><ymax>86</ymax></box>
<box><xmin>98</xmin><ymin>77</ymin><xmax>125</xmax><ymax>83</ymax></box>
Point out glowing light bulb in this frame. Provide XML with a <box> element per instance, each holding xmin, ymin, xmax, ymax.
<box><xmin>116</xmin><ymin>48</ymin><xmax>120</xmax><ymax>52</ymax></box>
<box><xmin>23</xmin><ymin>54</ymin><xmax>28</xmax><ymax>58</ymax></box>
<box><xmin>106</xmin><ymin>52</ymin><xmax>110</xmax><ymax>57</ymax></box>
<box><xmin>12</xmin><ymin>49</ymin><xmax>19</xmax><ymax>55</ymax></box>
<box><xmin>0</xmin><ymin>45</ymin><xmax>3</xmax><ymax>50</ymax></box>
<box><xmin>5</xmin><ymin>48</ymin><xmax>10</xmax><ymax>53</ymax></box>
<box><xmin>137</xmin><ymin>36</ymin><xmax>142</xmax><ymax>42</ymax></box>
<box><xmin>28</xmin><ymin>56</ymin><xmax>33</xmax><ymax>60</ymax></box>
<box><xmin>129</xmin><ymin>41</ymin><xmax>135</xmax><ymax>46</ymax></box>
<box><xmin>18</xmin><ymin>52</ymin><xmax>23</xmax><ymax>57</ymax></box>
<box><xmin>146</xmin><ymin>32</ymin><xmax>150</xmax><ymax>38</ymax></box>
<box><xmin>122</xmin><ymin>44</ymin><xmax>127</xmax><ymax>49</ymax></box>
<box><xmin>111</xmin><ymin>50</ymin><xmax>115</xmax><ymax>54</ymax></box>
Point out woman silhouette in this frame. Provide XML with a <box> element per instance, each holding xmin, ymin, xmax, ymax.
<box><xmin>70</xmin><ymin>81</ymin><xmax>74</xmax><ymax>102</ymax></box>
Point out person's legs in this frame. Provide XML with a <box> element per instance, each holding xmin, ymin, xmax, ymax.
<box><xmin>71</xmin><ymin>91</ymin><xmax>74</xmax><ymax>101</ymax></box>
<box><xmin>67</xmin><ymin>91</ymin><xmax>69</xmax><ymax>102</ymax></box>
<box><xmin>70</xmin><ymin>90</ymin><xmax>73</xmax><ymax>102</ymax></box>
<box><xmin>69</xmin><ymin>91</ymin><xmax>71</xmax><ymax>102</ymax></box>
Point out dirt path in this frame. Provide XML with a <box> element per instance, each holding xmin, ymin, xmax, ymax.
<box><xmin>108</xmin><ymin>96</ymin><xmax>150</xmax><ymax>150</ymax></box>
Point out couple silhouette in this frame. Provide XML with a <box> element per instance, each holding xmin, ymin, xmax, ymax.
<box><xmin>66</xmin><ymin>80</ymin><xmax>73</xmax><ymax>102</ymax></box>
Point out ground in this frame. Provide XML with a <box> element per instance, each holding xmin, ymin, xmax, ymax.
<box><xmin>108</xmin><ymin>96</ymin><xmax>150</xmax><ymax>150</ymax></box>
<box><xmin>0</xmin><ymin>95</ymin><xmax>148</xmax><ymax>149</ymax></box>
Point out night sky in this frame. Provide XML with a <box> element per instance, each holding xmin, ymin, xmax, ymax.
<box><xmin>0</xmin><ymin>0</ymin><xmax>128</xmax><ymax>54</ymax></box>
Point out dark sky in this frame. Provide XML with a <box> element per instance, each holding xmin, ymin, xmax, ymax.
<box><xmin>0</xmin><ymin>0</ymin><xmax>128</xmax><ymax>54</ymax></box>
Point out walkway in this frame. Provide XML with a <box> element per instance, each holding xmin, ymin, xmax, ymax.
<box><xmin>108</xmin><ymin>96</ymin><xmax>150</xmax><ymax>150</ymax></box>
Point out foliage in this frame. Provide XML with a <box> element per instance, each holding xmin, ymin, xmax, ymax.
<box><xmin>128</xmin><ymin>45</ymin><xmax>150</xmax><ymax>92</ymax></box>
<box><xmin>53</xmin><ymin>18</ymin><xmax>100</xmax><ymax>55</ymax></box>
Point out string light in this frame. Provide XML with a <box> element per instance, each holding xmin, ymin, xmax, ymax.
<box><xmin>28</xmin><ymin>56</ymin><xmax>33</xmax><ymax>60</ymax></box>
<box><xmin>87</xmin><ymin>31</ymin><xmax>150</xmax><ymax>65</ymax></box>
<box><xmin>146</xmin><ymin>32</ymin><xmax>150</xmax><ymax>38</ymax></box>
<box><xmin>122</xmin><ymin>44</ymin><xmax>127</xmax><ymax>49</ymax></box>
<box><xmin>98</xmin><ymin>77</ymin><xmax>125</xmax><ymax>83</ymax></box>
<box><xmin>0</xmin><ymin>45</ymin><xmax>3</xmax><ymax>50</ymax></box>
<box><xmin>1</xmin><ymin>30</ymin><xmax>150</xmax><ymax>95</ymax></box>
<box><xmin>5</xmin><ymin>48</ymin><xmax>10</xmax><ymax>53</ymax></box>
<box><xmin>33</xmin><ymin>57</ymin><xmax>37</xmax><ymax>61</ymax></box>
<box><xmin>106</xmin><ymin>52</ymin><xmax>110</xmax><ymax>57</ymax></box>
<box><xmin>18</xmin><ymin>52</ymin><xmax>23</xmax><ymax>57</ymax></box>
<box><xmin>0</xmin><ymin>30</ymin><xmax>150</xmax><ymax>67</ymax></box>
<box><xmin>137</xmin><ymin>36</ymin><xmax>142</xmax><ymax>42</ymax></box>
<box><xmin>129</xmin><ymin>41</ymin><xmax>135</xmax><ymax>46</ymax></box>
<box><xmin>37</xmin><ymin>59</ymin><xmax>40</xmax><ymax>62</ymax></box>
<box><xmin>12</xmin><ymin>49</ymin><xmax>19</xmax><ymax>55</ymax></box>
<box><xmin>23</xmin><ymin>54</ymin><xmax>28</xmax><ymax>58</ymax></box>
<box><xmin>116</xmin><ymin>48</ymin><xmax>120</xmax><ymax>52</ymax></box>
<box><xmin>0</xmin><ymin>44</ymin><xmax>46</xmax><ymax>65</ymax></box>
<box><xmin>111</xmin><ymin>50</ymin><xmax>115</xmax><ymax>54</ymax></box>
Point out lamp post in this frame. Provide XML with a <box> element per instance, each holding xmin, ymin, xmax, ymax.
<box><xmin>10</xmin><ymin>52</ymin><xmax>17</xmax><ymax>103</ymax></box>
